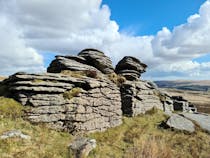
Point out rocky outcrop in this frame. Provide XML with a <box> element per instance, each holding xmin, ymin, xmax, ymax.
<box><xmin>166</xmin><ymin>114</ymin><xmax>195</xmax><ymax>133</ymax></box>
<box><xmin>172</xmin><ymin>96</ymin><xmax>197</xmax><ymax>112</ymax></box>
<box><xmin>3</xmin><ymin>72</ymin><xmax>122</xmax><ymax>134</ymax></box>
<box><xmin>115</xmin><ymin>56</ymin><xmax>169</xmax><ymax>116</ymax></box>
<box><xmin>2</xmin><ymin>48</ymin><xmax>186</xmax><ymax>133</ymax></box>
<box><xmin>115</xmin><ymin>56</ymin><xmax>147</xmax><ymax>81</ymax></box>
<box><xmin>120</xmin><ymin>80</ymin><xmax>165</xmax><ymax>116</ymax></box>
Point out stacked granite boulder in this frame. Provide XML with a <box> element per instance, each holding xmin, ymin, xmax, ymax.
<box><xmin>48</xmin><ymin>49</ymin><xmax>114</xmax><ymax>75</ymax></box>
<box><xmin>78</xmin><ymin>49</ymin><xmax>114</xmax><ymax>74</ymax></box>
<box><xmin>117</xmin><ymin>56</ymin><xmax>173</xmax><ymax>116</ymax></box>
<box><xmin>115</xmin><ymin>56</ymin><xmax>147</xmax><ymax>80</ymax></box>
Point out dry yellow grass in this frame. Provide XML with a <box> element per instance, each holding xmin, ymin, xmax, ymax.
<box><xmin>89</xmin><ymin>110</ymin><xmax>210</xmax><ymax>158</ymax></box>
<box><xmin>0</xmin><ymin>97</ymin><xmax>72</xmax><ymax>158</ymax></box>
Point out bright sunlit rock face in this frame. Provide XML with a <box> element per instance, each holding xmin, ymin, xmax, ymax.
<box><xmin>0</xmin><ymin>0</ymin><xmax>210</xmax><ymax>79</ymax></box>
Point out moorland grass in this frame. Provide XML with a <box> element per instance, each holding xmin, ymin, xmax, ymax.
<box><xmin>0</xmin><ymin>97</ymin><xmax>210</xmax><ymax>158</ymax></box>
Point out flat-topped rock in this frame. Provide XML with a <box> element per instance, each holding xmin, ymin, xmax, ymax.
<box><xmin>115</xmin><ymin>56</ymin><xmax>147</xmax><ymax>81</ymax></box>
<box><xmin>166</xmin><ymin>114</ymin><xmax>195</xmax><ymax>133</ymax></box>
<box><xmin>47</xmin><ymin>55</ymin><xmax>100</xmax><ymax>73</ymax></box>
<box><xmin>78</xmin><ymin>49</ymin><xmax>114</xmax><ymax>74</ymax></box>
<box><xmin>182</xmin><ymin>113</ymin><xmax>210</xmax><ymax>134</ymax></box>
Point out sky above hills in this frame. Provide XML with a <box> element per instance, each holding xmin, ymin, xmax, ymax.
<box><xmin>0</xmin><ymin>0</ymin><xmax>210</xmax><ymax>80</ymax></box>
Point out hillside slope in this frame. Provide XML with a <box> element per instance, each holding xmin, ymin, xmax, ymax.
<box><xmin>0</xmin><ymin>97</ymin><xmax>210</xmax><ymax>158</ymax></box>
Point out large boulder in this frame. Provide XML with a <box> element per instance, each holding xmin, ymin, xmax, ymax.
<box><xmin>47</xmin><ymin>55</ymin><xmax>100</xmax><ymax>73</ymax></box>
<box><xmin>3</xmin><ymin>72</ymin><xmax>122</xmax><ymax>134</ymax></box>
<box><xmin>115</xmin><ymin>56</ymin><xmax>147</xmax><ymax>81</ymax></box>
<box><xmin>69</xmin><ymin>137</ymin><xmax>96</xmax><ymax>158</ymax></box>
<box><xmin>78</xmin><ymin>49</ymin><xmax>114</xmax><ymax>74</ymax></box>
<box><xmin>182</xmin><ymin>113</ymin><xmax>210</xmax><ymax>134</ymax></box>
<box><xmin>166</xmin><ymin>114</ymin><xmax>195</xmax><ymax>133</ymax></box>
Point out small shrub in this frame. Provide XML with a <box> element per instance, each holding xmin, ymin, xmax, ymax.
<box><xmin>108</xmin><ymin>73</ymin><xmax>126</xmax><ymax>86</ymax></box>
<box><xmin>0</xmin><ymin>97</ymin><xmax>24</xmax><ymax>119</ymax></box>
<box><xmin>63</xmin><ymin>88</ymin><xmax>82</xmax><ymax>100</ymax></box>
<box><xmin>61</xmin><ymin>70</ymin><xmax>85</xmax><ymax>78</ymax></box>
<box><xmin>32</xmin><ymin>79</ymin><xmax>44</xmax><ymax>83</ymax></box>
<box><xmin>145</xmin><ymin>106</ymin><xmax>159</xmax><ymax>115</ymax></box>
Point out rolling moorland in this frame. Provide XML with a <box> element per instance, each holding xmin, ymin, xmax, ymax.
<box><xmin>155</xmin><ymin>80</ymin><xmax>210</xmax><ymax>114</ymax></box>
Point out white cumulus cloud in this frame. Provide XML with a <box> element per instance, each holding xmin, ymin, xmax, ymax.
<box><xmin>0</xmin><ymin>0</ymin><xmax>210</xmax><ymax>79</ymax></box>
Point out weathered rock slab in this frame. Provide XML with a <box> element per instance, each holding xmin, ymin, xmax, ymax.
<box><xmin>166</xmin><ymin>114</ymin><xmax>195</xmax><ymax>133</ymax></box>
<box><xmin>182</xmin><ymin>113</ymin><xmax>210</xmax><ymax>134</ymax></box>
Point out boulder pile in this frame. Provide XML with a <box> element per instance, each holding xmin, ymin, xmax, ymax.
<box><xmin>2</xmin><ymin>48</ymin><xmax>190</xmax><ymax>133</ymax></box>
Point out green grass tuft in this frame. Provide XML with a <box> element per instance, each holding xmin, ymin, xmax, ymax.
<box><xmin>108</xmin><ymin>73</ymin><xmax>126</xmax><ymax>86</ymax></box>
<box><xmin>0</xmin><ymin>97</ymin><xmax>24</xmax><ymax>119</ymax></box>
<box><xmin>63</xmin><ymin>88</ymin><xmax>82</xmax><ymax>100</ymax></box>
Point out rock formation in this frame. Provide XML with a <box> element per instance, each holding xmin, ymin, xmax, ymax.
<box><xmin>172</xmin><ymin>96</ymin><xmax>197</xmax><ymax>112</ymax></box>
<box><xmin>3</xmin><ymin>72</ymin><xmax>122</xmax><ymax>134</ymax></box>
<box><xmin>1</xmin><ymin>48</ymin><xmax>185</xmax><ymax>133</ymax></box>
<box><xmin>120</xmin><ymin>80</ymin><xmax>165</xmax><ymax>116</ymax></box>
<box><xmin>47</xmin><ymin>49</ymin><xmax>114</xmax><ymax>75</ymax></box>
<box><xmin>116</xmin><ymin>56</ymin><xmax>173</xmax><ymax>116</ymax></box>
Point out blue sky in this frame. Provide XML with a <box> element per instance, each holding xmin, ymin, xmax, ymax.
<box><xmin>0</xmin><ymin>0</ymin><xmax>210</xmax><ymax>80</ymax></box>
<box><xmin>103</xmin><ymin>0</ymin><xmax>206</xmax><ymax>35</ymax></box>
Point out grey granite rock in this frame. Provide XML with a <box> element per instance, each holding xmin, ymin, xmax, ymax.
<box><xmin>69</xmin><ymin>137</ymin><xmax>96</xmax><ymax>158</ymax></box>
<box><xmin>47</xmin><ymin>55</ymin><xmax>100</xmax><ymax>73</ymax></box>
<box><xmin>78</xmin><ymin>48</ymin><xmax>114</xmax><ymax>74</ymax></box>
<box><xmin>0</xmin><ymin>130</ymin><xmax>31</xmax><ymax>139</ymax></box>
<box><xmin>4</xmin><ymin>72</ymin><xmax>122</xmax><ymax>134</ymax></box>
<box><xmin>182</xmin><ymin>113</ymin><xmax>210</xmax><ymax>134</ymax></box>
<box><xmin>120</xmin><ymin>80</ymin><xmax>164</xmax><ymax>116</ymax></box>
<box><xmin>115</xmin><ymin>56</ymin><xmax>147</xmax><ymax>81</ymax></box>
<box><xmin>166</xmin><ymin>114</ymin><xmax>195</xmax><ymax>133</ymax></box>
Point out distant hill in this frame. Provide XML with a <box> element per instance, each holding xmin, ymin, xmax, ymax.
<box><xmin>154</xmin><ymin>80</ymin><xmax>210</xmax><ymax>91</ymax></box>
<box><xmin>0</xmin><ymin>76</ymin><xmax>7</xmax><ymax>81</ymax></box>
